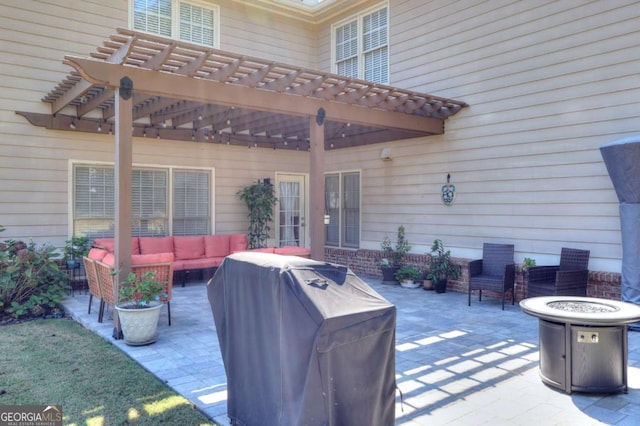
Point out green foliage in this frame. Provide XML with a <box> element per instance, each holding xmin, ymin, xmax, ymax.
<box><xmin>522</xmin><ymin>257</ymin><xmax>536</xmax><ymax>271</ymax></box>
<box><xmin>63</xmin><ymin>236</ymin><xmax>91</xmax><ymax>261</ymax></box>
<box><xmin>237</xmin><ymin>180</ymin><xmax>278</xmax><ymax>249</ymax></box>
<box><xmin>380</xmin><ymin>225</ymin><xmax>412</xmax><ymax>266</ymax></box>
<box><xmin>0</xmin><ymin>230</ymin><xmax>69</xmax><ymax>319</ymax></box>
<box><xmin>119</xmin><ymin>271</ymin><xmax>164</xmax><ymax>308</ymax></box>
<box><xmin>426</xmin><ymin>239</ymin><xmax>461</xmax><ymax>283</ymax></box>
<box><xmin>394</xmin><ymin>265</ymin><xmax>421</xmax><ymax>282</ymax></box>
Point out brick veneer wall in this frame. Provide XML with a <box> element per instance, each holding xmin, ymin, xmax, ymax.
<box><xmin>325</xmin><ymin>248</ymin><xmax>622</xmax><ymax>302</ymax></box>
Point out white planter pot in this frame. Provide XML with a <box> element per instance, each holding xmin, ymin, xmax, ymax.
<box><xmin>400</xmin><ymin>279</ymin><xmax>420</xmax><ymax>289</ymax></box>
<box><xmin>115</xmin><ymin>302</ymin><xmax>162</xmax><ymax>346</ymax></box>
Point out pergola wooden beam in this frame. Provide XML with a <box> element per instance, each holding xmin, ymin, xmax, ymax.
<box><xmin>64</xmin><ymin>57</ymin><xmax>445</xmax><ymax>135</ymax></box>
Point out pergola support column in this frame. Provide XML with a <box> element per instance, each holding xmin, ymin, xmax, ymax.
<box><xmin>112</xmin><ymin>77</ymin><xmax>134</xmax><ymax>339</ymax></box>
<box><xmin>309</xmin><ymin>109</ymin><xmax>325</xmax><ymax>261</ymax></box>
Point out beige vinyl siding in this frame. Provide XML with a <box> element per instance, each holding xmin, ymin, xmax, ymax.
<box><xmin>219</xmin><ymin>1</ymin><xmax>318</xmax><ymax>67</ymax></box>
<box><xmin>0</xmin><ymin>0</ymin><xmax>312</xmax><ymax>249</ymax></box>
<box><xmin>324</xmin><ymin>0</ymin><xmax>638</xmax><ymax>272</ymax></box>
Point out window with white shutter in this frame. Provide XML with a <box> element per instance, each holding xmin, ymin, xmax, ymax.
<box><xmin>324</xmin><ymin>171</ymin><xmax>360</xmax><ymax>248</ymax></box>
<box><xmin>131</xmin><ymin>0</ymin><xmax>219</xmax><ymax>47</ymax></box>
<box><xmin>332</xmin><ymin>4</ymin><xmax>388</xmax><ymax>84</ymax></box>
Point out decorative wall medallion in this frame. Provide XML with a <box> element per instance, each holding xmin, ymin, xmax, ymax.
<box><xmin>441</xmin><ymin>173</ymin><xmax>456</xmax><ymax>206</ymax></box>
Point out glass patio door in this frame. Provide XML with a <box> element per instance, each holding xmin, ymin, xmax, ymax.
<box><xmin>276</xmin><ymin>174</ymin><xmax>306</xmax><ymax>247</ymax></box>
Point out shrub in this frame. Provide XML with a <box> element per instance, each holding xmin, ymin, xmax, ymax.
<box><xmin>0</xmin><ymin>230</ymin><xmax>70</xmax><ymax>319</ymax></box>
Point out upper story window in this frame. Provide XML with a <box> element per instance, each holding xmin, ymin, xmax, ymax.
<box><xmin>132</xmin><ymin>0</ymin><xmax>219</xmax><ymax>48</ymax></box>
<box><xmin>333</xmin><ymin>5</ymin><xmax>388</xmax><ymax>84</ymax></box>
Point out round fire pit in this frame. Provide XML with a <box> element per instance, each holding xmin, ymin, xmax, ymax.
<box><xmin>520</xmin><ymin>296</ymin><xmax>640</xmax><ymax>394</ymax></box>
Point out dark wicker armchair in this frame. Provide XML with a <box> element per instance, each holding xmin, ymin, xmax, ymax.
<box><xmin>526</xmin><ymin>248</ymin><xmax>590</xmax><ymax>297</ymax></box>
<box><xmin>468</xmin><ymin>243</ymin><xmax>515</xmax><ymax>310</ymax></box>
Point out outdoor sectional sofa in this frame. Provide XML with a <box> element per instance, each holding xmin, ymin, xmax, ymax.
<box><xmin>91</xmin><ymin>235</ymin><xmax>311</xmax><ymax>286</ymax></box>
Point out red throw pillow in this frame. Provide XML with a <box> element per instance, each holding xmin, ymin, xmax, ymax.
<box><xmin>204</xmin><ymin>235</ymin><xmax>231</xmax><ymax>257</ymax></box>
<box><xmin>173</xmin><ymin>236</ymin><xmax>205</xmax><ymax>260</ymax></box>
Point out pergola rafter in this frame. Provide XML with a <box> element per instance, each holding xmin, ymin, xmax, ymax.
<box><xmin>22</xmin><ymin>28</ymin><xmax>465</xmax><ymax>150</ymax></box>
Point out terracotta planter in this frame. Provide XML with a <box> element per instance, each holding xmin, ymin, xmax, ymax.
<box><xmin>423</xmin><ymin>279</ymin><xmax>434</xmax><ymax>291</ymax></box>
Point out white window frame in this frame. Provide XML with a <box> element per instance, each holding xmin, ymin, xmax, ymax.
<box><xmin>129</xmin><ymin>0</ymin><xmax>220</xmax><ymax>48</ymax></box>
<box><xmin>324</xmin><ymin>170</ymin><xmax>361</xmax><ymax>248</ymax></box>
<box><xmin>69</xmin><ymin>161</ymin><xmax>215</xmax><ymax>238</ymax></box>
<box><xmin>331</xmin><ymin>3</ymin><xmax>389</xmax><ymax>84</ymax></box>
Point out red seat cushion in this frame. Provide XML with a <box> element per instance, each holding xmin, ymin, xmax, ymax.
<box><xmin>132</xmin><ymin>252</ymin><xmax>175</xmax><ymax>265</ymax></box>
<box><xmin>92</xmin><ymin>238</ymin><xmax>140</xmax><ymax>255</ymax></box>
<box><xmin>173</xmin><ymin>236</ymin><xmax>205</xmax><ymax>260</ymax></box>
<box><xmin>173</xmin><ymin>257</ymin><xmax>222</xmax><ymax>271</ymax></box>
<box><xmin>87</xmin><ymin>248</ymin><xmax>108</xmax><ymax>261</ymax></box>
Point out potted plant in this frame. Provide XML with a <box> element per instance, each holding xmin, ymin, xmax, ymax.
<box><xmin>115</xmin><ymin>271</ymin><xmax>165</xmax><ymax>346</ymax></box>
<box><xmin>394</xmin><ymin>265</ymin><xmax>422</xmax><ymax>288</ymax></box>
<box><xmin>380</xmin><ymin>225</ymin><xmax>412</xmax><ymax>284</ymax></box>
<box><xmin>427</xmin><ymin>239</ymin><xmax>461</xmax><ymax>293</ymax></box>
<box><xmin>237</xmin><ymin>179</ymin><xmax>278</xmax><ymax>249</ymax></box>
<box><xmin>422</xmin><ymin>271</ymin><xmax>434</xmax><ymax>290</ymax></box>
<box><xmin>63</xmin><ymin>236</ymin><xmax>90</xmax><ymax>269</ymax></box>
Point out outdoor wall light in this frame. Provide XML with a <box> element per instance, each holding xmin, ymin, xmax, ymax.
<box><xmin>380</xmin><ymin>147</ymin><xmax>392</xmax><ymax>161</ymax></box>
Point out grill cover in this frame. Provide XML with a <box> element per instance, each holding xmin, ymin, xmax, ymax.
<box><xmin>208</xmin><ymin>252</ymin><xmax>396</xmax><ymax>426</ymax></box>
<box><xmin>600</xmin><ymin>136</ymin><xmax>640</xmax><ymax>304</ymax></box>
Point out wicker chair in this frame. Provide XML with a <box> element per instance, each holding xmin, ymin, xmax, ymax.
<box><xmin>468</xmin><ymin>243</ymin><xmax>516</xmax><ymax>310</ymax></box>
<box><xmin>94</xmin><ymin>260</ymin><xmax>174</xmax><ymax>325</ymax></box>
<box><xmin>526</xmin><ymin>248</ymin><xmax>590</xmax><ymax>297</ymax></box>
<box><xmin>94</xmin><ymin>260</ymin><xmax>118</xmax><ymax>323</ymax></box>
<box><xmin>131</xmin><ymin>262</ymin><xmax>174</xmax><ymax>326</ymax></box>
<box><xmin>82</xmin><ymin>256</ymin><xmax>102</xmax><ymax>317</ymax></box>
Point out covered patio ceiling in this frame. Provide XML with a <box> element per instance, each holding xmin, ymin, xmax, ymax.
<box><xmin>18</xmin><ymin>28</ymin><xmax>467</xmax><ymax>151</ymax></box>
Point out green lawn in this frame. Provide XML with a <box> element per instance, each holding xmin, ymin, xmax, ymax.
<box><xmin>0</xmin><ymin>318</ymin><xmax>216</xmax><ymax>425</ymax></box>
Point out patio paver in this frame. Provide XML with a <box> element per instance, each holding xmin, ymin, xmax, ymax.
<box><xmin>62</xmin><ymin>277</ymin><xmax>640</xmax><ymax>425</ymax></box>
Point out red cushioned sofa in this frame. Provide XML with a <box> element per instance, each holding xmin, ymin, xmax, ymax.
<box><xmin>92</xmin><ymin>235</ymin><xmax>311</xmax><ymax>286</ymax></box>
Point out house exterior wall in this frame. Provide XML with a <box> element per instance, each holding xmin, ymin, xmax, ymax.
<box><xmin>1</xmin><ymin>0</ymin><xmax>639</xmax><ymax>284</ymax></box>
<box><xmin>0</xmin><ymin>0</ymin><xmax>311</xmax><ymax>249</ymax></box>
<box><xmin>322</xmin><ymin>0</ymin><xmax>640</xmax><ymax>275</ymax></box>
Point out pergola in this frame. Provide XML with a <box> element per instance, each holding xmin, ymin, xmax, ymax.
<box><xmin>18</xmin><ymin>27</ymin><xmax>466</xmax><ymax>294</ymax></box>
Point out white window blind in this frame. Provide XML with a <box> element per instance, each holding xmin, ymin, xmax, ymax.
<box><xmin>363</xmin><ymin>7</ymin><xmax>388</xmax><ymax>83</ymax></box>
<box><xmin>325</xmin><ymin>174</ymin><xmax>340</xmax><ymax>246</ymax></box>
<box><xmin>132</xmin><ymin>0</ymin><xmax>218</xmax><ymax>47</ymax></box>
<box><xmin>333</xmin><ymin>6</ymin><xmax>388</xmax><ymax>83</ymax></box>
<box><xmin>179</xmin><ymin>2</ymin><xmax>216</xmax><ymax>46</ymax></box>
<box><xmin>324</xmin><ymin>172</ymin><xmax>360</xmax><ymax>248</ymax></box>
<box><xmin>335</xmin><ymin>20</ymin><xmax>359</xmax><ymax>79</ymax></box>
<box><xmin>73</xmin><ymin>165</ymin><xmax>211</xmax><ymax>239</ymax></box>
<box><xmin>133</xmin><ymin>0</ymin><xmax>172</xmax><ymax>37</ymax></box>
<box><xmin>342</xmin><ymin>172</ymin><xmax>360</xmax><ymax>248</ymax></box>
<box><xmin>173</xmin><ymin>170</ymin><xmax>211</xmax><ymax>235</ymax></box>
<box><xmin>74</xmin><ymin>166</ymin><xmax>115</xmax><ymax>239</ymax></box>
<box><xmin>132</xmin><ymin>169</ymin><xmax>168</xmax><ymax>237</ymax></box>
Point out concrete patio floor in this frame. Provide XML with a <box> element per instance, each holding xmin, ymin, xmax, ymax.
<box><xmin>62</xmin><ymin>276</ymin><xmax>640</xmax><ymax>425</ymax></box>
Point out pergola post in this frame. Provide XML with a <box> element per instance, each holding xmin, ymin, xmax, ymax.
<box><xmin>113</xmin><ymin>77</ymin><xmax>134</xmax><ymax>339</ymax></box>
<box><xmin>309</xmin><ymin>109</ymin><xmax>325</xmax><ymax>261</ymax></box>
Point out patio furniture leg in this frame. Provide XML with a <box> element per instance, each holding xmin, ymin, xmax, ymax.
<box><xmin>88</xmin><ymin>294</ymin><xmax>93</xmax><ymax>314</ymax></box>
<box><xmin>98</xmin><ymin>300</ymin><xmax>105</xmax><ymax>323</ymax></box>
<box><xmin>167</xmin><ymin>302</ymin><xmax>171</xmax><ymax>326</ymax></box>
